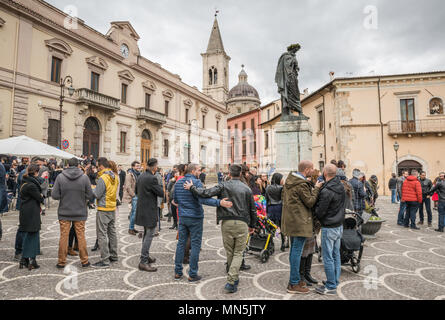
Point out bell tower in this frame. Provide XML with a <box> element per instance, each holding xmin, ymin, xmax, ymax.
<box><xmin>201</xmin><ymin>12</ymin><xmax>230</xmax><ymax>104</ymax></box>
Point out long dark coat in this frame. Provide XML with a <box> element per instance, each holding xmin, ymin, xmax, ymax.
<box><xmin>135</xmin><ymin>170</ymin><xmax>164</xmax><ymax>228</ymax></box>
<box><xmin>19</xmin><ymin>175</ymin><xmax>44</xmax><ymax>232</ymax></box>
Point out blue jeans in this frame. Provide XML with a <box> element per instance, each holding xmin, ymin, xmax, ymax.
<box><xmin>404</xmin><ymin>201</ymin><xmax>419</xmax><ymax>228</ymax></box>
<box><xmin>129</xmin><ymin>196</ymin><xmax>137</xmax><ymax>230</ymax></box>
<box><xmin>391</xmin><ymin>189</ymin><xmax>397</xmax><ymax>203</ymax></box>
<box><xmin>288</xmin><ymin>237</ymin><xmax>306</xmax><ymax>285</ymax></box>
<box><xmin>397</xmin><ymin>201</ymin><xmax>407</xmax><ymax>225</ymax></box>
<box><xmin>321</xmin><ymin>226</ymin><xmax>343</xmax><ymax>290</ymax></box>
<box><xmin>419</xmin><ymin>196</ymin><xmax>432</xmax><ymax>224</ymax></box>
<box><xmin>174</xmin><ymin>217</ymin><xmax>203</xmax><ymax>278</ymax></box>
<box><xmin>438</xmin><ymin>201</ymin><xmax>445</xmax><ymax>230</ymax></box>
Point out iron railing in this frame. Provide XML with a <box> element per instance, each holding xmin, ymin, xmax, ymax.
<box><xmin>387</xmin><ymin>119</ymin><xmax>445</xmax><ymax>135</ymax></box>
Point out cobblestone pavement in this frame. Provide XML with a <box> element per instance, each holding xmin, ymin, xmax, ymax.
<box><xmin>0</xmin><ymin>196</ymin><xmax>445</xmax><ymax>300</ymax></box>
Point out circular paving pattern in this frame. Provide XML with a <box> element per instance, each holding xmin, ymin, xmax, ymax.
<box><xmin>0</xmin><ymin>196</ymin><xmax>445</xmax><ymax>300</ymax></box>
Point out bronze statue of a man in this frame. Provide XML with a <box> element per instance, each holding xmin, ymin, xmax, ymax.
<box><xmin>275</xmin><ymin>44</ymin><xmax>305</xmax><ymax>121</ymax></box>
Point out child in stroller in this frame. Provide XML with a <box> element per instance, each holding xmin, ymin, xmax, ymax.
<box><xmin>244</xmin><ymin>195</ymin><xmax>278</xmax><ymax>263</ymax></box>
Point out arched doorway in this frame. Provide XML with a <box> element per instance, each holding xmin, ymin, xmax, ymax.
<box><xmin>141</xmin><ymin>129</ymin><xmax>152</xmax><ymax>170</ymax></box>
<box><xmin>83</xmin><ymin>117</ymin><xmax>100</xmax><ymax>159</ymax></box>
<box><xmin>398</xmin><ymin>160</ymin><xmax>422</xmax><ymax>176</ymax></box>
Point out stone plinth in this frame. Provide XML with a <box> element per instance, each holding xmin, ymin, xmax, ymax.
<box><xmin>275</xmin><ymin>118</ymin><xmax>313</xmax><ymax>174</ymax></box>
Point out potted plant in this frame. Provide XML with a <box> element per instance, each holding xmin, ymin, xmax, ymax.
<box><xmin>361</xmin><ymin>216</ymin><xmax>385</xmax><ymax>239</ymax></box>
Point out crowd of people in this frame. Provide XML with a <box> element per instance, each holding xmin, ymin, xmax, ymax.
<box><xmin>2</xmin><ymin>153</ymin><xmax>444</xmax><ymax>296</ymax></box>
<box><xmin>389</xmin><ymin>170</ymin><xmax>445</xmax><ymax>232</ymax></box>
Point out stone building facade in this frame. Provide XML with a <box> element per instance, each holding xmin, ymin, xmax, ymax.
<box><xmin>0</xmin><ymin>0</ymin><xmax>228</xmax><ymax>170</ymax></box>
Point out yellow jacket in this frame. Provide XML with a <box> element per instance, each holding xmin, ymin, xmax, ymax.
<box><xmin>94</xmin><ymin>169</ymin><xmax>119</xmax><ymax>212</ymax></box>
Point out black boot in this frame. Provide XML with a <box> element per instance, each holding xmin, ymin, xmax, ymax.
<box><xmin>28</xmin><ymin>258</ymin><xmax>40</xmax><ymax>270</ymax></box>
<box><xmin>304</xmin><ymin>254</ymin><xmax>318</xmax><ymax>285</ymax></box>
<box><xmin>92</xmin><ymin>239</ymin><xmax>99</xmax><ymax>251</ymax></box>
<box><xmin>169</xmin><ymin>223</ymin><xmax>177</xmax><ymax>230</ymax></box>
<box><xmin>19</xmin><ymin>257</ymin><xmax>29</xmax><ymax>269</ymax></box>
<box><xmin>240</xmin><ymin>259</ymin><xmax>251</xmax><ymax>271</ymax></box>
<box><xmin>300</xmin><ymin>257</ymin><xmax>311</xmax><ymax>286</ymax></box>
<box><xmin>280</xmin><ymin>233</ymin><xmax>286</xmax><ymax>252</ymax></box>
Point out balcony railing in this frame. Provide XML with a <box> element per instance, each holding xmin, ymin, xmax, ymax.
<box><xmin>76</xmin><ymin>88</ymin><xmax>120</xmax><ymax>112</ymax></box>
<box><xmin>136</xmin><ymin>108</ymin><xmax>167</xmax><ymax>125</ymax></box>
<box><xmin>387</xmin><ymin>119</ymin><xmax>445</xmax><ymax>136</ymax></box>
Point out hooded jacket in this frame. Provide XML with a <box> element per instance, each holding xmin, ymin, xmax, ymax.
<box><xmin>315</xmin><ymin>176</ymin><xmax>346</xmax><ymax>228</ymax></box>
<box><xmin>281</xmin><ymin>172</ymin><xmax>320</xmax><ymax>238</ymax></box>
<box><xmin>401</xmin><ymin>176</ymin><xmax>422</xmax><ymax>203</ymax></box>
<box><xmin>94</xmin><ymin>169</ymin><xmax>118</xmax><ymax>212</ymax></box>
<box><xmin>51</xmin><ymin>166</ymin><xmax>95</xmax><ymax>221</ymax></box>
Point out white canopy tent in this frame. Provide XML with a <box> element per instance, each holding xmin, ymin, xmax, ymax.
<box><xmin>0</xmin><ymin>135</ymin><xmax>82</xmax><ymax>160</ymax></box>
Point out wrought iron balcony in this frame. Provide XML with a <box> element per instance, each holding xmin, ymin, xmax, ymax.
<box><xmin>76</xmin><ymin>88</ymin><xmax>120</xmax><ymax>112</ymax></box>
<box><xmin>136</xmin><ymin>108</ymin><xmax>167</xmax><ymax>125</ymax></box>
<box><xmin>387</xmin><ymin>119</ymin><xmax>445</xmax><ymax>136</ymax></box>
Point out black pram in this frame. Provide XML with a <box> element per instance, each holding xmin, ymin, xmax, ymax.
<box><xmin>340</xmin><ymin>209</ymin><xmax>366</xmax><ymax>273</ymax></box>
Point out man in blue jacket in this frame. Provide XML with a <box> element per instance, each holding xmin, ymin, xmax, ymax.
<box><xmin>173</xmin><ymin>163</ymin><xmax>232</xmax><ymax>282</ymax></box>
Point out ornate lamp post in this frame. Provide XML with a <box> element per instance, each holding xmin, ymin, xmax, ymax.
<box><xmin>393</xmin><ymin>141</ymin><xmax>400</xmax><ymax>176</ymax></box>
<box><xmin>59</xmin><ymin>76</ymin><xmax>75</xmax><ymax>149</ymax></box>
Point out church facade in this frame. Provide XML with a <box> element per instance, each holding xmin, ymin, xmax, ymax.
<box><xmin>0</xmin><ymin>0</ymin><xmax>229</xmax><ymax>170</ymax></box>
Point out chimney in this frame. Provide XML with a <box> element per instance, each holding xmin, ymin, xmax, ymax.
<box><xmin>329</xmin><ymin>71</ymin><xmax>335</xmax><ymax>81</ymax></box>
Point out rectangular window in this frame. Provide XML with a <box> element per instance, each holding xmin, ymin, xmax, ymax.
<box><xmin>400</xmin><ymin>98</ymin><xmax>416</xmax><ymax>132</ymax></box>
<box><xmin>185</xmin><ymin>108</ymin><xmax>189</xmax><ymax>124</ymax></box>
<box><xmin>51</xmin><ymin>57</ymin><xmax>62</xmax><ymax>83</ymax></box>
<box><xmin>202</xmin><ymin>114</ymin><xmax>206</xmax><ymax>129</ymax></box>
<box><xmin>242</xmin><ymin>121</ymin><xmax>246</xmax><ymax>131</ymax></box>
<box><xmin>265</xmin><ymin>131</ymin><xmax>269</xmax><ymax>150</ymax></box>
<box><xmin>267</xmin><ymin>109</ymin><xmax>270</xmax><ymax>120</ymax></box>
<box><xmin>165</xmin><ymin>100</ymin><xmax>169</xmax><ymax>117</ymax></box>
<box><xmin>121</xmin><ymin>84</ymin><xmax>128</xmax><ymax>104</ymax></box>
<box><xmin>163</xmin><ymin>139</ymin><xmax>169</xmax><ymax>157</ymax></box>
<box><xmin>91</xmin><ymin>72</ymin><xmax>100</xmax><ymax>92</ymax></box>
<box><xmin>145</xmin><ymin>93</ymin><xmax>151</xmax><ymax>110</ymax></box>
<box><xmin>216</xmin><ymin>120</ymin><xmax>219</xmax><ymax>132</ymax></box>
<box><xmin>120</xmin><ymin>131</ymin><xmax>127</xmax><ymax>153</ymax></box>
<box><xmin>251</xmin><ymin>118</ymin><xmax>255</xmax><ymax>129</ymax></box>
<box><xmin>47</xmin><ymin>119</ymin><xmax>60</xmax><ymax>147</ymax></box>
<box><xmin>234</xmin><ymin>124</ymin><xmax>238</xmax><ymax>138</ymax></box>
<box><xmin>242</xmin><ymin>140</ymin><xmax>247</xmax><ymax>157</ymax></box>
<box><xmin>318</xmin><ymin>109</ymin><xmax>324</xmax><ymax>131</ymax></box>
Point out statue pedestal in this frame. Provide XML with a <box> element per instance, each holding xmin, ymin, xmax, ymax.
<box><xmin>275</xmin><ymin>118</ymin><xmax>313</xmax><ymax>174</ymax></box>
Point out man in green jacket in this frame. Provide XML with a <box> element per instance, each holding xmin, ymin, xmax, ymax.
<box><xmin>282</xmin><ymin>160</ymin><xmax>323</xmax><ymax>294</ymax></box>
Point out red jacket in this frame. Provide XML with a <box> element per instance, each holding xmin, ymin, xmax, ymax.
<box><xmin>401</xmin><ymin>176</ymin><xmax>422</xmax><ymax>203</ymax></box>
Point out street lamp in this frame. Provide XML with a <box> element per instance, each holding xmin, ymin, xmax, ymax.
<box><xmin>59</xmin><ymin>76</ymin><xmax>74</xmax><ymax>149</ymax></box>
<box><xmin>393</xmin><ymin>141</ymin><xmax>400</xmax><ymax>176</ymax></box>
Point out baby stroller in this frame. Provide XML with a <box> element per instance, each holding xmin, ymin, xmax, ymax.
<box><xmin>341</xmin><ymin>209</ymin><xmax>365</xmax><ymax>273</ymax></box>
<box><xmin>245</xmin><ymin>213</ymin><xmax>278</xmax><ymax>263</ymax></box>
<box><xmin>317</xmin><ymin>209</ymin><xmax>367</xmax><ymax>273</ymax></box>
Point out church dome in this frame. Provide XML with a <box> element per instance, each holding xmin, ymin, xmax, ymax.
<box><xmin>228</xmin><ymin>66</ymin><xmax>260</xmax><ymax>100</ymax></box>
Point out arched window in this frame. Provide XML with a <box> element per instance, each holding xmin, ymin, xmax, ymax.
<box><xmin>208</xmin><ymin>69</ymin><xmax>213</xmax><ymax>85</ymax></box>
<box><xmin>213</xmin><ymin>68</ymin><xmax>218</xmax><ymax>85</ymax></box>
<box><xmin>429</xmin><ymin>97</ymin><xmax>444</xmax><ymax>115</ymax></box>
<box><xmin>142</xmin><ymin>129</ymin><xmax>152</xmax><ymax>140</ymax></box>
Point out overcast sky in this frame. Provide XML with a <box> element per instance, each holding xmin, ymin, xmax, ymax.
<box><xmin>47</xmin><ymin>0</ymin><xmax>445</xmax><ymax>104</ymax></box>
